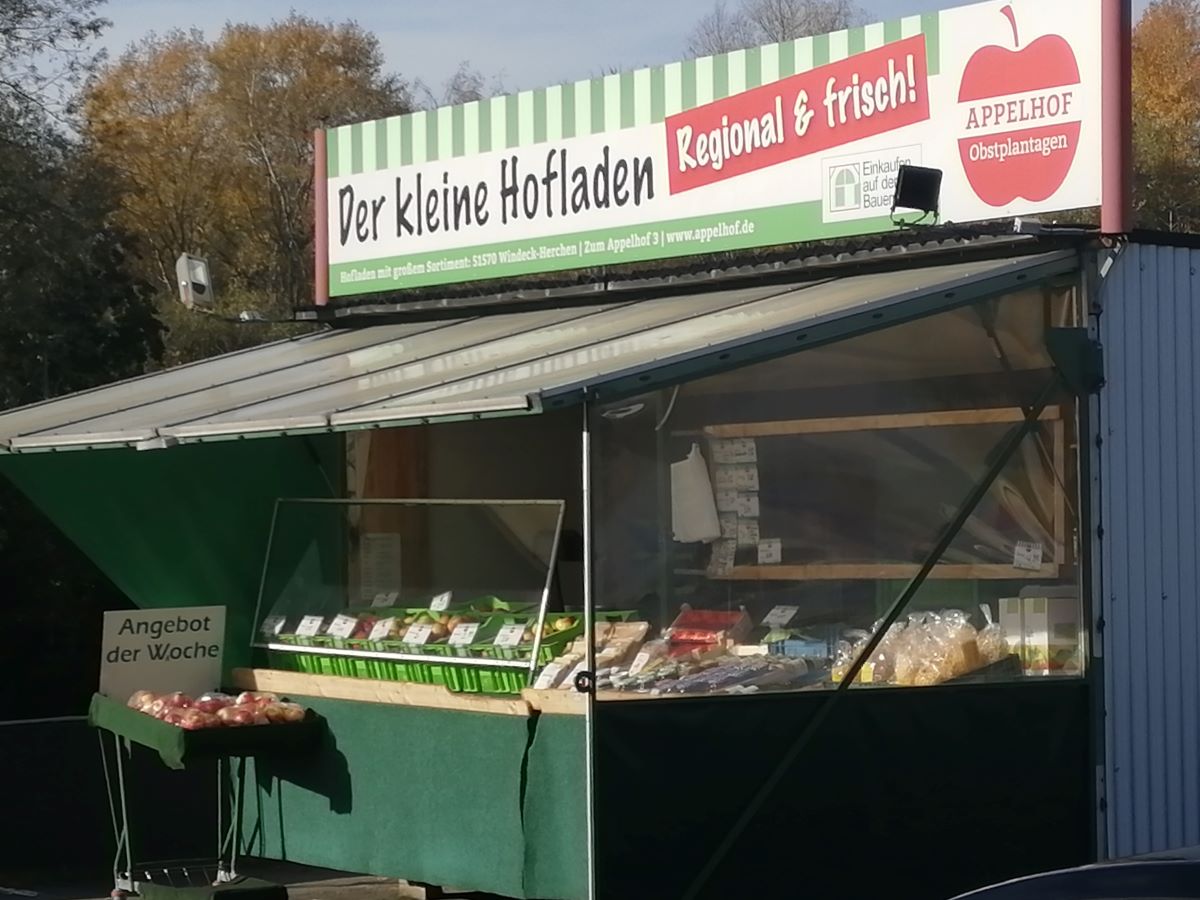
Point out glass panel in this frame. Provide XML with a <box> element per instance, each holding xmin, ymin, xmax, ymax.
<box><xmin>578</xmin><ymin>283</ymin><xmax>1085</xmax><ymax>698</ymax></box>
<box><xmin>253</xmin><ymin>498</ymin><xmax>567</xmax><ymax>690</ymax></box>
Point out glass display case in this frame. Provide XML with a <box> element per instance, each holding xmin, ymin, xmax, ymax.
<box><xmin>577</xmin><ymin>281</ymin><xmax>1087</xmax><ymax>698</ymax></box>
<box><xmin>251</xmin><ymin>498</ymin><xmax>579</xmax><ymax>694</ymax></box>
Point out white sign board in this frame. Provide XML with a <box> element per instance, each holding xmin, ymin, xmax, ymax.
<box><xmin>100</xmin><ymin>606</ymin><xmax>225</xmax><ymax>703</ymax></box>
<box><xmin>325</xmin><ymin>0</ymin><xmax>1103</xmax><ymax>297</ymax></box>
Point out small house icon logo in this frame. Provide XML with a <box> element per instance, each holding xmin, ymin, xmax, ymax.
<box><xmin>829</xmin><ymin>164</ymin><xmax>862</xmax><ymax>212</ymax></box>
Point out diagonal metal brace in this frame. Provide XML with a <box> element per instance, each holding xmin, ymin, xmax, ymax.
<box><xmin>682</xmin><ymin>375</ymin><xmax>1062</xmax><ymax>900</ymax></box>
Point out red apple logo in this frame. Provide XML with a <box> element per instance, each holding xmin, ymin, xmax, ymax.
<box><xmin>958</xmin><ymin>5</ymin><xmax>1081</xmax><ymax>207</ymax></box>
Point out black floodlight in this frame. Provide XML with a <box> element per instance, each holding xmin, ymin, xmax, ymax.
<box><xmin>892</xmin><ymin>164</ymin><xmax>943</xmax><ymax>218</ymax></box>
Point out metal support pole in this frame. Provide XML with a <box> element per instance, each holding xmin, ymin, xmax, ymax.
<box><xmin>1101</xmin><ymin>0</ymin><xmax>1133</xmax><ymax>234</ymax></box>
<box><xmin>682</xmin><ymin>377</ymin><xmax>1061</xmax><ymax>900</ymax></box>
<box><xmin>313</xmin><ymin>128</ymin><xmax>330</xmax><ymax>306</ymax></box>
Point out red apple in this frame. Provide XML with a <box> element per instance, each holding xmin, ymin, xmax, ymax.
<box><xmin>957</xmin><ymin>5</ymin><xmax>1081</xmax><ymax>206</ymax></box>
<box><xmin>177</xmin><ymin>709</ymin><xmax>220</xmax><ymax>730</ymax></box>
<box><xmin>216</xmin><ymin>706</ymin><xmax>256</xmax><ymax>727</ymax></box>
<box><xmin>193</xmin><ymin>693</ymin><xmax>235</xmax><ymax>714</ymax></box>
<box><xmin>159</xmin><ymin>691</ymin><xmax>193</xmax><ymax>709</ymax></box>
<box><xmin>235</xmin><ymin>691</ymin><xmax>277</xmax><ymax>707</ymax></box>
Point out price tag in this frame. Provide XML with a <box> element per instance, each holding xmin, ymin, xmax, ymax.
<box><xmin>296</xmin><ymin>615</ymin><xmax>324</xmax><ymax>637</ymax></box>
<box><xmin>715</xmin><ymin>489</ymin><xmax>740</xmax><ymax>512</ymax></box>
<box><xmin>369</xmin><ymin>617</ymin><xmax>397</xmax><ymax>641</ymax></box>
<box><xmin>449</xmin><ymin>622</ymin><xmax>480</xmax><ymax>646</ymax></box>
<box><xmin>402</xmin><ymin>623</ymin><xmax>433</xmax><ymax>646</ymax></box>
<box><xmin>719</xmin><ymin>512</ymin><xmax>738</xmax><ymax>539</ymax></box>
<box><xmin>737</xmin><ymin>492</ymin><xmax>760</xmax><ymax>518</ymax></box>
<box><xmin>259</xmin><ymin>615</ymin><xmax>285</xmax><ymax>638</ymax></box>
<box><xmin>629</xmin><ymin>650</ymin><xmax>653</xmax><ymax>675</ymax></box>
<box><xmin>761</xmin><ymin>605</ymin><xmax>799</xmax><ymax>628</ymax></box>
<box><xmin>494</xmin><ymin>623</ymin><xmax>527</xmax><ymax>647</ymax></box>
<box><xmin>757</xmin><ymin>538</ymin><xmax>783</xmax><ymax>565</ymax></box>
<box><xmin>430</xmin><ymin>591</ymin><xmax>453</xmax><ymax>612</ymax></box>
<box><xmin>371</xmin><ymin>593</ymin><xmax>392</xmax><ymax>608</ymax></box>
<box><xmin>1013</xmin><ymin>541</ymin><xmax>1044</xmax><ymax>571</ymax></box>
<box><xmin>326</xmin><ymin>614</ymin><xmax>357</xmax><ymax>638</ymax></box>
<box><xmin>737</xmin><ymin>517</ymin><xmax>760</xmax><ymax>546</ymax></box>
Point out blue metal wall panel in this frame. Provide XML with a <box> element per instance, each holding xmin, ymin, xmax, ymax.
<box><xmin>1101</xmin><ymin>241</ymin><xmax>1200</xmax><ymax>857</ymax></box>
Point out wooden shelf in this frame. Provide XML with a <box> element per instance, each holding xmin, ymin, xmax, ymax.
<box><xmin>703</xmin><ymin>405</ymin><xmax>1062</xmax><ymax>439</ymax></box>
<box><xmin>706</xmin><ymin>563</ymin><xmax>1060</xmax><ymax>581</ymax></box>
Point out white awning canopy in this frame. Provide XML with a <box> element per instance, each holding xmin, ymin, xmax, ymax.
<box><xmin>0</xmin><ymin>250</ymin><xmax>1077</xmax><ymax>453</ymax></box>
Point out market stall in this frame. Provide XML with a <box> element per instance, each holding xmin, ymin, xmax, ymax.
<box><xmin>0</xmin><ymin>240</ymin><xmax>1099</xmax><ymax>899</ymax></box>
<box><xmin>0</xmin><ymin>0</ymin><xmax>1136</xmax><ymax>894</ymax></box>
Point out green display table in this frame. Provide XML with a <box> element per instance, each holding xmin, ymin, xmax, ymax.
<box><xmin>233</xmin><ymin>674</ymin><xmax>588</xmax><ymax>900</ymax></box>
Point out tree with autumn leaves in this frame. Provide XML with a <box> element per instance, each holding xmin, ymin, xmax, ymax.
<box><xmin>83</xmin><ymin>16</ymin><xmax>412</xmax><ymax>364</ymax></box>
<box><xmin>1131</xmin><ymin>0</ymin><xmax>1200</xmax><ymax>231</ymax></box>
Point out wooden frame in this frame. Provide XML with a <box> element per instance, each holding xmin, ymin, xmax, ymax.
<box><xmin>700</xmin><ymin>406</ymin><xmax>1069</xmax><ymax>582</ymax></box>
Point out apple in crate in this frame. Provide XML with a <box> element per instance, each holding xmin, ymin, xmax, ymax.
<box><xmin>235</xmin><ymin>691</ymin><xmax>278</xmax><ymax>708</ymax></box>
<box><xmin>262</xmin><ymin>702</ymin><xmax>306</xmax><ymax>724</ymax></box>
<box><xmin>127</xmin><ymin>690</ymin><xmax>157</xmax><ymax>711</ymax></box>
<box><xmin>193</xmin><ymin>693</ymin><xmax>235</xmax><ymax>714</ymax></box>
<box><xmin>216</xmin><ymin>705</ymin><xmax>259</xmax><ymax>727</ymax></box>
<box><xmin>177</xmin><ymin>709</ymin><xmax>220</xmax><ymax>730</ymax></box>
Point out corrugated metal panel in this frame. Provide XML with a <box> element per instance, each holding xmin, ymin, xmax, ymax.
<box><xmin>1101</xmin><ymin>241</ymin><xmax>1200</xmax><ymax>857</ymax></box>
<box><xmin>0</xmin><ymin>251</ymin><xmax>1076</xmax><ymax>452</ymax></box>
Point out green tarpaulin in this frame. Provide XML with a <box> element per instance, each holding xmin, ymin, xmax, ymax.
<box><xmin>239</xmin><ymin>696</ymin><xmax>588</xmax><ymax>900</ymax></box>
<box><xmin>0</xmin><ymin>437</ymin><xmax>340</xmax><ymax>672</ymax></box>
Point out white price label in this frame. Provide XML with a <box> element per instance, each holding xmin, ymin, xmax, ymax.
<box><xmin>370</xmin><ymin>593</ymin><xmax>392</xmax><ymax>608</ymax></box>
<box><xmin>737</xmin><ymin>492</ymin><xmax>760</xmax><ymax>518</ymax></box>
<box><xmin>629</xmin><ymin>650</ymin><xmax>653</xmax><ymax>675</ymax></box>
<box><xmin>715</xmin><ymin>489</ymin><xmax>740</xmax><ymax>512</ymax></box>
<box><xmin>1013</xmin><ymin>541</ymin><xmax>1044</xmax><ymax>571</ymax></box>
<box><xmin>757</xmin><ymin>538</ymin><xmax>783</xmax><ymax>565</ymax></box>
<box><xmin>719</xmin><ymin>512</ymin><xmax>738</xmax><ymax>539</ymax></box>
<box><xmin>761</xmin><ymin>605</ymin><xmax>799</xmax><ymax>628</ymax></box>
<box><xmin>449</xmin><ymin>622</ymin><xmax>480</xmax><ymax>646</ymax></box>
<box><xmin>259</xmin><ymin>615</ymin><xmax>285</xmax><ymax>638</ymax></box>
<box><xmin>296</xmin><ymin>615</ymin><xmax>324</xmax><ymax>637</ymax></box>
<box><xmin>494</xmin><ymin>623</ymin><xmax>527</xmax><ymax>647</ymax></box>
<box><xmin>369</xmin><ymin>617</ymin><xmax>397</xmax><ymax>641</ymax></box>
<box><xmin>402</xmin><ymin>623</ymin><xmax>433</xmax><ymax>646</ymax></box>
<box><xmin>326</xmin><ymin>614</ymin><xmax>358</xmax><ymax>639</ymax></box>
<box><xmin>430</xmin><ymin>591</ymin><xmax>453</xmax><ymax>612</ymax></box>
<box><xmin>737</xmin><ymin>517</ymin><xmax>760</xmax><ymax>546</ymax></box>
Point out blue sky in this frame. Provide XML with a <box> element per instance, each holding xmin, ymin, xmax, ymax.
<box><xmin>100</xmin><ymin>0</ymin><xmax>1153</xmax><ymax>96</ymax></box>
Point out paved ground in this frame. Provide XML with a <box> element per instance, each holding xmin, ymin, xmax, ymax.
<box><xmin>0</xmin><ymin>860</ymin><xmax>509</xmax><ymax>900</ymax></box>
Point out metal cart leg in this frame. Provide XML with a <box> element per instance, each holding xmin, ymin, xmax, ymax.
<box><xmin>216</xmin><ymin>756</ymin><xmax>246</xmax><ymax>883</ymax></box>
<box><xmin>98</xmin><ymin>731</ymin><xmax>135</xmax><ymax>893</ymax></box>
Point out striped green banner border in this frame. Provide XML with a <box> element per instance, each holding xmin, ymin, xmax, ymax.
<box><xmin>326</xmin><ymin>13</ymin><xmax>940</xmax><ymax>178</ymax></box>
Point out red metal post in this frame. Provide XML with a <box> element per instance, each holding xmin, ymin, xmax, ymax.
<box><xmin>1101</xmin><ymin>0</ymin><xmax>1133</xmax><ymax>234</ymax></box>
<box><xmin>313</xmin><ymin>128</ymin><xmax>330</xmax><ymax>306</ymax></box>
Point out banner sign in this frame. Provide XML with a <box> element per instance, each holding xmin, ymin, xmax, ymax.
<box><xmin>325</xmin><ymin>0</ymin><xmax>1101</xmax><ymax>298</ymax></box>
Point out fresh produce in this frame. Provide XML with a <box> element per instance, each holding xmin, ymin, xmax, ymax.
<box><xmin>192</xmin><ymin>693</ymin><xmax>235</xmax><ymax>714</ymax></box>
<box><xmin>125</xmin><ymin>690</ymin><xmax>306</xmax><ymax>729</ymax></box>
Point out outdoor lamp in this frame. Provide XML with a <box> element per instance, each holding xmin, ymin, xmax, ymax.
<box><xmin>892</xmin><ymin>165</ymin><xmax>943</xmax><ymax>219</ymax></box>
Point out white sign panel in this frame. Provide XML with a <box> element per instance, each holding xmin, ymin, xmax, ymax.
<box><xmin>100</xmin><ymin>606</ymin><xmax>225</xmax><ymax>703</ymax></box>
<box><xmin>325</xmin><ymin>0</ymin><xmax>1103</xmax><ymax>297</ymax></box>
